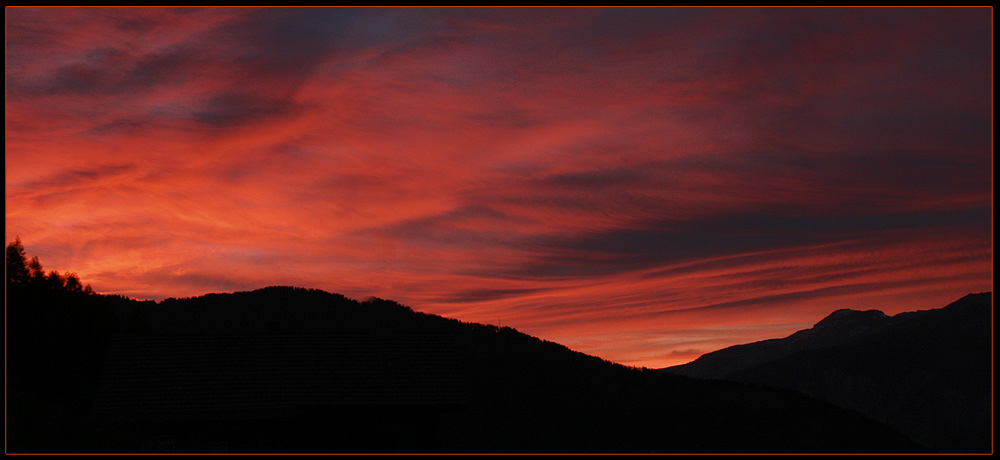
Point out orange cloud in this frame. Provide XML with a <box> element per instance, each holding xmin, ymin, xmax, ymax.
<box><xmin>6</xmin><ymin>7</ymin><xmax>992</xmax><ymax>369</ymax></box>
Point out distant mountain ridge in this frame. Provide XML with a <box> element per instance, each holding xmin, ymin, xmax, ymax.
<box><xmin>667</xmin><ymin>307</ymin><xmax>895</xmax><ymax>381</ymax></box>
<box><xmin>663</xmin><ymin>292</ymin><xmax>992</xmax><ymax>453</ymax></box>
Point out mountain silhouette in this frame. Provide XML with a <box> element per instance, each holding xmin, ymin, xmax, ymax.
<box><xmin>663</xmin><ymin>292</ymin><xmax>992</xmax><ymax>453</ymax></box>
<box><xmin>7</xmin><ymin>283</ymin><xmax>928</xmax><ymax>453</ymax></box>
<box><xmin>3</xmin><ymin>243</ymin><xmax>927</xmax><ymax>454</ymax></box>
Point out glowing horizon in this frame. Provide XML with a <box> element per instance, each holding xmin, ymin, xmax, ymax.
<box><xmin>5</xmin><ymin>7</ymin><xmax>992</xmax><ymax>368</ymax></box>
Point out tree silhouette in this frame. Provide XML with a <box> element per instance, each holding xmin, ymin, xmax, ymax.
<box><xmin>6</xmin><ymin>236</ymin><xmax>29</xmax><ymax>286</ymax></box>
<box><xmin>5</xmin><ymin>238</ymin><xmax>95</xmax><ymax>294</ymax></box>
<box><xmin>28</xmin><ymin>256</ymin><xmax>44</xmax><ymax>282</ymax></box>
<box><xmin>64</xmin><ymin>273</ymin><xmax>85</xmax><ymax>292</ymax></box>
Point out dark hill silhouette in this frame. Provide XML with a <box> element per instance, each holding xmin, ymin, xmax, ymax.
<box><xmin>663</xmin><ymin>293</ymin><xmax>992</xmax><ymax>453</ymax></box>
<box><xmin>6</xmin><ymin>239</ymin><xmax>926</xmax><ymax>453</ymax></box>
<box><xmin>9</xmin><ymin>284</ymin><xmax>925</xmax><ymax>453</ymax></box>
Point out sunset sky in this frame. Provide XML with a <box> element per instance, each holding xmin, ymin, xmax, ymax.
<box><xmin>5</xmin><ymin>7</ymin><xmax>992</xmax><ymax>368</ymax></box>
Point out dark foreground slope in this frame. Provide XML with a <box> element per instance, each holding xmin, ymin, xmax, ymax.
<box><xmin>8</xmin><ymin>286</ymin><xmax>923</xmax><ymax>453</ymax></box>
<box><xmin>664</xmin><ymin>293</ymin><xmax>993</xmax><ymax>453</ymax></box>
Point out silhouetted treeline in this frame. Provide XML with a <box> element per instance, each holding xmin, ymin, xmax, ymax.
<box><xmin>7</xmin><ymin>237</ymin><xmax>93</xmax><ymax>294</ymax></box>
<box><xmin>6</xmin><ymin>238</ymin><xmax>121</xmax><ymax>451</ymax></box>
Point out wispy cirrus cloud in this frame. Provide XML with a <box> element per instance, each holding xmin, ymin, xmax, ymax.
<box><xmin>6</xmin><ymin>7</ymin><xmax>991</xmax><ymax>367</ymax></box>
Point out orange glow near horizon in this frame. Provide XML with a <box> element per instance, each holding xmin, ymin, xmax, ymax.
<box><xmin>5</xmin><ymin>7</ymin><xmax>992</xmax><ymax>369</ymax></box>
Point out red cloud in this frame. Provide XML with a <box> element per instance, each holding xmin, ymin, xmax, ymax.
<box><xmin>6</xmin><ymin>7</ymin><xmax>991</xmax><ymax>368</ymax></box>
